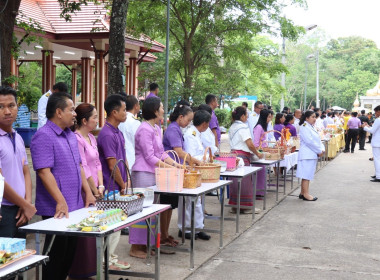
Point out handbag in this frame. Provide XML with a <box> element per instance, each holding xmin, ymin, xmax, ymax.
<box><xmin>182</xmin><ymin>153</ymin><xmax>202</xmax><ymax>189</ymax></box>
<box><xmin>155</xmin><ymin>150</ymin><xmax>184</xmax><ymax>192</ymax></box>
<box><xmin>194</xmin><ymin>147</ymin><xmax>221</xmax><ymax>183</ymax></box>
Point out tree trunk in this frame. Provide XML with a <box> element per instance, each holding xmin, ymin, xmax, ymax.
<box><xmin>183</xmin><ymin>39</ymin><xmax>193</xmax><ymax>100</ymax></box>
<box><xmin>0</xmin><ymin>0</ymin><xmax>21</xmax><ymax>85</ymax></box>
<box><xmin>108</xmin><ymin>0</ymin><xmax>128</xmax><ymax>95</ymax></box>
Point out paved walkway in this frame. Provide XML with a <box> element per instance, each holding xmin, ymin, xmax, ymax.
<box><xmin>188</xmin><ymin>147</ymin><xmax>380</xmax><ymax>280</ymax></box>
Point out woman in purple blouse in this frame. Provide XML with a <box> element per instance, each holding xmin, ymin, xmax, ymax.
<box><xmin>69</xmin><ymin>103</ymin><xmax>104</xmax><ymax>278</ymax></box>
<box><xmin>253</xmin><ymin>109</ymin><xmax>273</xmax><ymax>197</ymax></box>
<box><xmin>130</xmin><ymin>98</ymin><xmax>182</xmax><ymax>259</ymax></box>
<box><xmin>284</xmin><ymin>114</ymin><xmax>297</xmax><ymax>137</ymax></box>
<box><xmin>273</xmin><ymin>113</ymin><xmax>285</xmax><ymax>140</ymax></box>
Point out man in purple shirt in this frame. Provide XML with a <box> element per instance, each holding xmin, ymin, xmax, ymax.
<box><xmin>146</xmin><ymin>82</ymin><xmax>160</xmax><ymax>99</ymax></box>
<box><xmin>31</xmin><ymin>92</ymin><xmax>95</xmax><ymax>280</ymax></box>
<box><xmin>344</xmin><ymin>111</ymin><xmax>361</xmax><ymax>153</ymax></box>
<box><xmin>0</xmin><ymin>86</ymin><xmax>36</xmax><ymax>238</ymax></box>
<box><xmin>205</xmin><ymin>94</ymin><xmax>221</xmax><ymax>147</ymax></box>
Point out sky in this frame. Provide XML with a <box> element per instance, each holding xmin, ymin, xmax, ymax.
<box><xmin>283</xmin><ymin>0</ymin><xmax>380</xmax><ymax>47</ymax></box>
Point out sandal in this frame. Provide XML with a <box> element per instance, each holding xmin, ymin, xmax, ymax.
<box><xmin>369</xmin><ymin>157</ymin><xmax>374</xmax><ymax>161</ymax></box>
<box><xmin>168</xmin><ymin>235</ymin><xmax>179</xmax><ymax>245</ymax></box>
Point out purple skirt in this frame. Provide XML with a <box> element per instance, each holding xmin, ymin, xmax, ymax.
<box><xmin>129</xmin><ymin>171</ymin><xmax>156</xmax><ymax>245</ymax></box>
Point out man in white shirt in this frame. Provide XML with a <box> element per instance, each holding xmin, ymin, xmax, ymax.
<box><xmin>323</xmin><ymin>112</ymin><xmax>334</xmax><ymax>128</ymax></box>
<box><xmin>118</xmin><ymin>95</ymin><xmax>141</xmax><ymax>168</ymax></box>
<box><xmin>179</xmin><ymin>110</ymin><xmax>212</xmax><ymax>241</ymax></box>
<box><xmin>198</xmin><ymin>104</ymin><xmax>218</xmax><ymax>155</ymax></box>
<box><xmin>37</xmin><ymin>82</ymin><xmax>68</xmax><ymax>129</ymax></box>
<box><xmin>247</xmin><ymin>101</ymin><xmax>263</xmax><ymax>141</ymax></box>
<box><xmin>293</xmin><ymin>109</ymin><xmax>302</xmax><ymax>134</ymax></box>
<box><xmin>364</xmin><ymin>105</ymin><xmax>380</xmax><ymax>182</ymax></box>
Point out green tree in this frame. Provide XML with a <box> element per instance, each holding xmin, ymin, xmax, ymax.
<box><xmin>128</xmin><ymin>0</ymin><xmax>305</xmax><ymax>101</ymax></box>
<box><xmin>17</xmin><ymin>62</ymin><xmax>42</xmax><ymax>110</ymax></box>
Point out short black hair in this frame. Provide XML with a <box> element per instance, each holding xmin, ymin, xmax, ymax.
<box><xmin>327</xmin><ymin>112</ymin><xmax>333</xmax><ymax>117</ymax></box>
<box><xmin>375</xmin><ymin>105</ymin><xmax>380</xmax><ymax>112</ymax></box>
<box><xmin>314</xmin><ymin>108</ymin><xmax>320</xmax><ymax>112</ymax></box>
<box><xmin>149</xmin><ymin>83</ymin><xmax>159</xmax><ymax>91</ymax></box>
<box><xmin>53</xmin><ymin>82</ymin><xmax>68</xmax><ymax>92</ymax></box>
<box><xmin>242</xmin><ymin>102</ymin><xmax>248</xmax><ymax>107</ymax></box>
<box><xmin>142</xmin><ymin>97</ymin><xmax>161</xmax><ymax>120</ymax></box>
<box><xmin>197</xmin><ymin>104</ymin><xmax>212</xmax><ymax>115</ymax></box>
<box><xmin>104</xmin><ymin>94</ymin><xmax>125</xmax><ymax>116</ymax></box>
<box><xmin>361</xmin><ymin>110</ymin><xmax>366</xmax><ymax>114</ymax></box>
<box><xmin>205</xmin><ymin>94</ymin><xmax>217</xmax><ymax>105</ymax></box>
<box><xmin>283</xmin><ymin>106</ymin><xmax>289</xmax><ymax>111</ymax></box>
<box><xmin>125</xmin><ymin>95</ymin><xmax>139</xmax><ymax>111</ymax></box>
<box><xmin>193</xmin><ymin>110</ymin><xmax>211</xmax><ymax>126</ymax></box>
<box><xmin>46</xmin><ymin>92</ymin><xmax>72</xmax><ymax>120</ymax></box>
<box><xmin>0</xmin><ymin>86</ymin><xmax>17</xmax><ymax>102</ymax></box>
<box><xmin>254</xmin><ymin>101</ymin><xmax>263</xmax><ymax>108</ymax></box>
<box><xmin>352</xmin><ymin>112</ymin><xmax>358</xmax><ymax>117</ymax></box>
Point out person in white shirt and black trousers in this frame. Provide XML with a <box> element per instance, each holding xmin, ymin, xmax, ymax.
<box><xmin>297</xmin><ymin>110</ymin><xmax>325</xmax><ymax>201</ymax></box>
<box><xmin>364</xmin><ymin>105</ymin><xmax>380</xmax><ymax>182</ymax></box>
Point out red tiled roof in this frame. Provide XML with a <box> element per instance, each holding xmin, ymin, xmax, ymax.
<box><xmin>17</xmin><ymin>0</ymin><xmax>164</xmax><ymax>52</ymax></box>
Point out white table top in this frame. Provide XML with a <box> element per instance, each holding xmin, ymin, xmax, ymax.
<box><xmin>220</xmin><ymin>166</ymin><xmax>262</xmax><ymax>177</ymax></box>
<box><xmin>19</xmin><ymin>204</ymin><xmax>170</xmax><ymax>237</ymax></box>
<box><xmin>153</xmin><ymin>180</ymin><xmax>231</xmax><ymax>196</ymax></box>
<box><xmin>251</xmin><ymin>158</ymin><xmax>282</xmax><ymax>165</ymax></box>
<box><xmin>0</xmin><ymin>255</ymin><xmax>48</xmax><ymax>278</ymax></box>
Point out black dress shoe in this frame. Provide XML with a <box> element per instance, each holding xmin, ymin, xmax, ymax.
<box><xmin>178</xmin><ymin>230</ymin><xmax>198</xmax><ymax>240</ymax></box>
<box><xmin>343</xmin><ymin>150</ymin><xmax>349</xmax><ymax>153</ymax></box>
<box><xmin>371</xmin><ymin>175</ymin><xmax>376</xmax><ymax>179</ymax></box>
<box><xmin>196</xmin><ymin>231</ymin><xmax>211</xmax><ymax>240</ymax></box>
<box><xmin>370</xmin><ymin>179</ymin><xmax>380</xmax><ymax>182</ymax></box>
<box><xmin>298</xmin><ymin>194</ymin><xmax>304</xmax><ymax>199</ymax></box>
<box><xmin>303</xmin><ymin>196</ymin><xmax>318</xmax><ymax>201</ymax></box>
<box><xmin>359</xmin><ymin>148</ymin><xmax>366</xmax><ymax>150</ymax></box>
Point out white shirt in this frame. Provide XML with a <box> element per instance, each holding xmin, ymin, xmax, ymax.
<box><xmin>364</xmin><ymin>117</ymin><xmax>380</xmax><ymax>147</ymax></box>
<box><xmin>315</xmin><ymin>118</ymin><xmax>324</xmax><ymax>131</ymax></box>
<box><xmin>298</xmin><ymin>122</ymin><xmax>325</xmax><ymax>160</ymax></box>
<box><xmin>228</xmin><ymin>121</ymin><xmax>252</xmax><ymax>153</ymax></box>
<box><xmin>294</xmin><ymin>118</ymin><xmax>300</xmax><ymax>134</ymax></box>
<box><xmin>184</xmin><ymin>125</ymin><xmax>206</xmax><ymax>161</ymax></box>
<box><xmin>247</xmin><ymin>111</ymin><xmax>260</xmax><ymax>142</ymax></box>
<box><xmin>201</xmin><ymin>128</ymin><xmax>218</xmax><ymax>155</ymax></box>
<box><xmin>37</xmin><ymin>90</ymin><xmax>51</xmax><ymax>129</ymax></box>
<box><xmin>118</xmin><ymin>112</ymin><xmax>141</xmax><ymax>168</ymax></box>
<box><xmin>267</xmin><ymin>121</ymin><xmax>275</xmax><ymax>141</ymax></box>
<box><xmin>323</xmin><ymin>117</ymin><xmax>334</xmax><ymax>128</ymax></box>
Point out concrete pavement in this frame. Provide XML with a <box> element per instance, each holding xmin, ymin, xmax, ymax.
<box><xmin>188</xmin><ymin>147</ymin><xmax>380</xmax><ymax>280</ymax></box>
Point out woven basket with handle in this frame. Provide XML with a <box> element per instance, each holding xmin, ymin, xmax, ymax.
<box><xmin>183</xmin><ymin>153</ymin><xmax>202</xmax><ymax>189</ymax></box>
<box><xmin>194</xmin><ymin>147</ymin><xmax>221</xmax><ymax>183</ymax></box>
<box><xmin>95</xmin><ymin>159</ymin><xmax>144</xmax><ymax>216</ymax></box>
<box><xmin>259</xmin><ymin>130</ymin><xmax>287</xmax><ymax>160</ymax></box>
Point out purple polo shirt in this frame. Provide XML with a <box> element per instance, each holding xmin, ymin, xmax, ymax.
<box><xmin>0</xmin><ymin>128</ymin><xmax>28</xmax><ymax>206</ymax></box>
<box><xmin>31</xmin><ymin>121</ymin><xmax>83</xmax><ymax>216</ymax></box>
<box><xmin>146</xmin><ymin>92</ymin><xmax>159</xmax><ymax>99</ymax></box>
<box><xmin>97</xmin><ymin>121</ymin><xmax>127</xmax><ymax>191</ymax></box>
<box><xmin>209</xmin><ymin>110</ymin><xmax>221</xmax><ymax>144</ymax></box>
<box><xmin>347</xmin><ymin>117</ymin><xmax>361</xmax><ymax>129</ymax></box>
<box><xmin>286</xmin><ymin>124</ymin><xmax>297</xmax><ymax>137</ymax></box>
<box><xmin>163</xmin><ymin>122</ymin><xmax>184</xmax><ymax>164</ymax></box>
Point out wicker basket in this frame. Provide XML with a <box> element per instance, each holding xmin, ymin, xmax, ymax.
<box><xmin>259</xmin><ymin>130</ymin><xmax>286</xmax><ymax>160</ymax></box>
<box><xmin>96</xmin><ymin>159</ymin><xmax>144</xmax><ymax>216</ymax></box>
<box><xmin>183</xmin><ymin>154</ymin><xmax>202</xmax><ymax>189</ymax></box>
<box><xmin>194</xmin><ymin>147</ymin><xmax>221</xmax><ymax>183</ymax></box>
<box><xmin>215</xmin><ymin>152</ymin><xmax>238</xmax><ymax>171</ymax></box>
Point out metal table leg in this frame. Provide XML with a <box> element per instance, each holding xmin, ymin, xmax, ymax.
<box><xmin>219</xmin><ymin>186</ymin><xmax>225</xmax><ymax>249</ymax></box>
<box><xmin>236</xmin><ymin>178</ymin><xmax>242</xmax><ymax>233</ymax></box>
<box><xmin>291</xmin><ymin>166</ymin><xmax>294</xmax><ymax>189</ymax></box>
<box><xmin>263</xmin><ymin>166</ymin><xmax>268</xmax><ymax>210</ymax></box>
<box><xmin>283</xmin><ymin>167</ymin><xmax>286</xmax><ymax>195</ymax></box>
<box><xmin>252</xmin><ymin>172</ymin><xmax>257</xmax><ymax>221</ymax></box>
<box><xmin>276</xmin><ymin>162</ymin><xmax>280</xmax><ymax>202</ymax></box>
<box><xmin>190</xmin><ymin>197</ymin><xmax>196</xmax><ymax>269</ymax></box>
<box><xmin>96</xmin><ymin>236</ymin><xmax>105</xmax><ymax>280</ymax></box>
<box><xmin>146</xmin><ymin>217</ymin><xmax>152</xmax><ymax>266</ymax></box>
<box><xmin>155</xmin><ymin>213</ymin><xmax>161</xmax><ymax>280</ymax></box>
<box><xmin>181</xmin><ymin>196</ymin><xmax>185</xmax><ymax>244</ymax></box>
<box><xmin>104</xmin><ymin>235</ymin><xmax>109</xmax><ymax>280</ymax></box>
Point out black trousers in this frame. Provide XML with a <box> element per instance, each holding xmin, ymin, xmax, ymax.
<box><xmin>345</xmin><ymin>129</ymin><xmax>359</xmax><ymax>151</ymax></box>
<box><xmin>0</xmin><ymin>205</ymin><xmax>26</xmax><ymax>238</ymax></box>
<box><xmin>358</xmin><ymin>128</ymin><xmax>366</xmax><ymax>149</ymax></box>
<box><xmin>42</xmin><ymin>216</ymin><xmax>78</xmax><ymax>280</ymax></box>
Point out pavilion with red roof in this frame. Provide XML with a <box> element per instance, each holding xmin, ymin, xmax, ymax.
<box><xmin>12</xmin><ymin>0</ymin><xmax>165</xmax><ymax>126</ymax></box>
